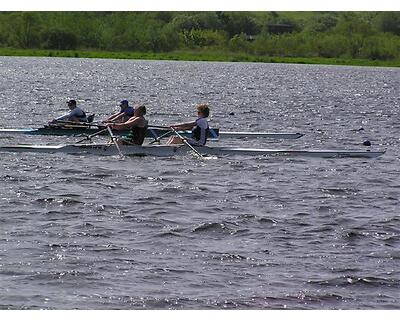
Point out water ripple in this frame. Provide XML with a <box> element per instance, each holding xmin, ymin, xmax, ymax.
<box><xmin>0</xmin><ymin>57</ymin><xmax>399</xmax><ymax>309</ymax></box>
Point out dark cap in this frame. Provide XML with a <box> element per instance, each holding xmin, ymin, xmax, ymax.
<box><xmin>67</xmin><ymin>99</ymin><xmax>76</xmax><ymax>105</ymax></box>
<box><xmin>120</xmin><ymin>100</ymin><xmax>129</xmax><ymax>106</ymax></box>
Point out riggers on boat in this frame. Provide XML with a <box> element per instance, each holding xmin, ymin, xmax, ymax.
<box><xmin>0</xmin><ymin>126</ymin><xmax>304</xmax><ymax>140</ymax></box>
<box><xmin>0</xmin><ymin>143</ymin><xmax>385</xmax><ymax>158</ymax></box>
<box><xmin>0</xmin><ymin>126</ymin><xmax>219</xmax><ymax>138</ymax></box>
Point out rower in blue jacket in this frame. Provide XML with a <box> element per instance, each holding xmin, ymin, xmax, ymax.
<box><xmin>103</xmin><ymin>100</ymin><xmax>135</xmax><ymax>123</ymax></box>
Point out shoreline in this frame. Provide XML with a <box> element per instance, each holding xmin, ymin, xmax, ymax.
<box><xmin>1</xmin><ymin>48</ymin><xmax>399</xmax><ymax>68</ymax></box>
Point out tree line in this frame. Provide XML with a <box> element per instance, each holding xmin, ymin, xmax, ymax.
<box><xmin>0</xmin><ymin>12</ymin><xmax>399</xmax><ymax>61</ymax></box>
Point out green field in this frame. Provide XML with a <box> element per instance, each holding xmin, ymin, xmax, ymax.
<box><xmin>1</xmin><ymin>47</ymin><xmax>399</xmax><ymax>67</ymax></box>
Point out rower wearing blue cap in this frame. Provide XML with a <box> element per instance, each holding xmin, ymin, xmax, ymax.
<box><xmin>103</xmin><ymin>100</ymin><xmax>135</xmax><ymax>123</ymax></box>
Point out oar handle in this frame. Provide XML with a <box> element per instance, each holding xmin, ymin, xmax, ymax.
<box><xmin>149</xmin><ymin>129</ymin><xmax>174</xmax><ymax>144</ymax></box>
<box><xmin>75</xmin><ymin>127</ymin><xmax>109</xmax><ymax>143</ymax></box>
<box><xmin>147</xmin><ymin>125</ymin><xmax>172</xmax><ymax>129</ymax></box>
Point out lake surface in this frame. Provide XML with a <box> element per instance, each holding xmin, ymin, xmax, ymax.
<box><xmin>0</xmin><ymin>56</ymin><xmax>399</xmax><ymax>309</ymax></box>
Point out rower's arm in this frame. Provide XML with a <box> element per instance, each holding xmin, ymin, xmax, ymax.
<box><xmin>112</xmin><ymin>116</ymin><xmax>141</xmax><ymax>130</ymax></box>
<box><xmin>171</xmin><ymin>121</ymin><xmax>196</xmax><ymax>130</ymax></box>
<box><xmin>104</xmin><ymin>112</ymin><xmax>122</xmax><ymax>123</ymax></box>
<box><xmin>54</xmin><ymin>114</ymin><xmax>70</xmax><ymax>121</ymax></box>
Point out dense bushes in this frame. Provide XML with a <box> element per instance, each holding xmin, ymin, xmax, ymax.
<box><xmin>41</xmin><ymin>29</ymin><xmax>78</xmax><ymax>50</ymax></box>
<box><xmin>0</xmin><ymin>12</ymin><xmax>399</xmax><ymax>61</ymax></box>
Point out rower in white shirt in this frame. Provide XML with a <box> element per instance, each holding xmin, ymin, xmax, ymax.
<box><xmin>167</xmin><ymin>104</ymin><xmax>210</xmax><ymax>146</ymax></box>
<box><xmin>51</xmin><ymin>99</ymin><xmax>88</xmax><ymax>123</ymax></box>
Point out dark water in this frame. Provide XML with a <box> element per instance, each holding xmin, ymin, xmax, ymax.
<box><xmin>0</xmin><ymin>57</ymin><xmax>399</xmax><ymax>309</ymax></box>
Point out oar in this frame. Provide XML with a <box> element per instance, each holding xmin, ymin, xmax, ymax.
<box><xmin>49</xmin><ymin>120</ymin><xmax>105</xmax><ymax>128</ymax></box>
<box><xmin>75</xmin><ymin>127</ymin><xmax>109</xmax><ymax>143</ymax></box>
<box><xmin>149</xmin><ymin>129</ymin><xmax>174</xmax><ymax>144</ymax></box>
<box><xmin>106</xmin><ymin>125</ymin><xmax>124</xmax><ymax>159</ymax></box>
<box><xmin>170</xmin><ymin>127</ymin><xmax>204</xmax><ymax>160</ymax></box>
<box><xmin>147</xmin><ymin>125</ymin><xmax>171</xmax><ymax>129</ymax></box>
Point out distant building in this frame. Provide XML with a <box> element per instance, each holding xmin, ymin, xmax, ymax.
<box><xmin>267</xmin><ymin>24</ymin><xmax>294</xmax><ymax>34</ymax></box>
<box><xmin>245</xmin><ymin>35</ymin><xmax>257</xmax><ymax>42</ymax></box>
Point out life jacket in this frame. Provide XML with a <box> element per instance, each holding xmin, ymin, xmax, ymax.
<box><xmin>191</xmin><ymin>118</ymin><xmax>209</xmax><ymax>145</ymax></box>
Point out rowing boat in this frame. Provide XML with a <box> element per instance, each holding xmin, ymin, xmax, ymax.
<box><xmin>0</xmin><ymin>126</ymin><xmax>219</xmax><ymax>138</ymax></box>
<box><xmin>0</xmin><ymin>126</ymin><xmax>303</xmax><ymax>140</ymax></box>
<box><xmin>0</xmin><ymin>143</ymin><xmax>385</xmax><ymax>158</ymax></box>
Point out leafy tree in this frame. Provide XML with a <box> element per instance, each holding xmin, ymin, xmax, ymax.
<box><xmin>9</xmin><ymin>12</ymin><xmax>41</xmax><ymax>48</ymax></box>
<box><xmin>144</xmin><ymin>25</ymin><xmax>181</xmax><ymax>52</ymax></box>
<box><xmin>229</xmin><ymin>33</ymin><xmax>250</xmax><ymax>52</ymax></box>
<box><xmin>334</xmin><ymin>12</ymin><xmax>374</xmax><ymax>36</ymax></box>
<box><xmin>171</xmin><ymin>15</ymin><xmax>201</xmax><ymax>31</ymax></box>
<box><xmin>217</xmin><ymin>12</ymin><xmax>261</xmax><ymax>37</ymax></box>
<box><xmin>181</xmin><ymin>29</ymin><xmax>226</xmax><ymax>48</ymax></box>
<box><xmin>376</xmin><ymin>12</ymin><xmax>400</xmax><ymax>35</ymax></box>
<box><xmin>154</xmin><ymin>12</ymin><xmax>174</xmax><ymax>23</ymax></box>
<box><xmin>307</xmin><ymin>13</ymin><xmax>339</xmax><ymax>33</ymax></box>
<box><xmin>171</xmin><ymin>12</ymin><xmax>223</xmax><ymax>31</ymax></box>
<box><xmin>194</xmin><ymin>12</ymin><xmax>224</xmax><ymax>30</ymax></box>
<box><xmin>359</xmin><ymin>35</ymin><xmax>398</xmax><ymax>60</ymax></box>
<box><xmin>315</xmin><ymin>34</ymin><xmax>349</xmax><ymax>58</ymax></box>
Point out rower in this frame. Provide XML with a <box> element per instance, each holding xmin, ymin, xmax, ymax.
<box><xmin>167</xmin><ymin>104</ymin><xmax>210</xmax><ymax>146</ymax></box>
<box><xmin>103</xmin><ymin>100</ymin><xmax>135</xmax><ymax>123</ymax></box>
<box><xmin>50</xmin><ymin>99</ymin><xmax>88</xmax><ymax>123</ymax></box>
<box><xmin>109</xmin><ymin>105</ymin><xmax>147</xmax><ymax>145</ymax></box>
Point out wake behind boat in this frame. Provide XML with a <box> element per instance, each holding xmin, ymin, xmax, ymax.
<box><xmin>0</xmin><ymin>142</ymin><xmax>385</xmax><ymax>159</ymax></box>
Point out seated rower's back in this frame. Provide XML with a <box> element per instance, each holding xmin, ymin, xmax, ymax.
<box><xmin>52</xmin><ymin>99</ymin><xmax>88</xmax><ymax>123</ymax></box>
<box><xmin>109</xmin><ymin>105</ymin><xmax>148</xmax><ymax>145</ymax></box>
<box><xmin>167</xmin><ymin>104</ymin><xmax>210</xmax><ymax>146</ymax></box>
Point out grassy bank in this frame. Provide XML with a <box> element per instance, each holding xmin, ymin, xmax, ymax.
<box><xmin>1</xmin><ymin>48</ymin><xmax>399</xmax><ymax>67</ymax></box>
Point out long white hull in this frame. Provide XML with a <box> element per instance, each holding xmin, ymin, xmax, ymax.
<box><xmin>0</xmin><ymin>127</ymin><xmax>303</xmax><ymax>140</ymax></box>
<box><xmin>0</xmin><ymin>143</ymin><xmax>385</xmax><ymax>158</ymax></box>
<box><xmin>218</xmin><ymin>131</ymin><xmax>303</xmax><ymax>139</ymax></box>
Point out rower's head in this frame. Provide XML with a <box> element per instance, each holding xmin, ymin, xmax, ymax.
<box><xmin>67</xmin><ymin>99</ymin><xmax>77</xmax><ymax>109</ymax></box>
<box><xmin>119</xmin><ymin>100</ymin><xmax>129</xmax><ymax>110</ymax></box>
<box><xmin>134</xmin><ymin>105</ymin><xmax>146</xmax><ymax>117</ymax></box>
<box><xmin>197</xmin><ymin>104</ymin><xmax>210</xmax><ymax>118</ymax></box>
